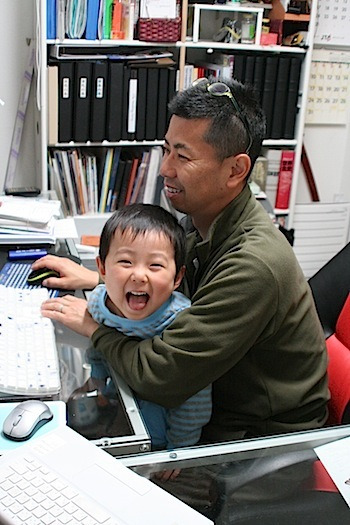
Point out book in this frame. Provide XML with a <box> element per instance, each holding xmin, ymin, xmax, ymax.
<box><xmin>105</xmin><ymin>147</ymin><xmax>121</xmax><ymax>212</ymax></box>
<box><xmin>275</xmin><ymin>150</ymin><xmax>295</xmax><ymax>210</ymax></box>
<box><xmin>46</xmin><ymin>0</ymin><xmax>57</xmax><ymax>39</ymax></box>
<box><xmin>130</xmin><ymin>150</ymin><xmax>151</xmax><ymax>204</ymax></box>
<box><xmin>124</xmin><ymin>156</ymin><xmax>141</xmax><ymax>205</ymax></box>
<box><xmin>98</xmin><ymin>148</ymin><xmax>114</xmax><ymax>213</ymax></box>
<box><xmin>270</xmin><ymin>57</ymin><xmax>291</xmax><ymax>139</ymax></box>
<box><xmin>85</xmin><ymin>0</ymin><xmax>100</xmax><ymax>39</ymax></box>
<box><xmin>118</xmin><ymin>157</ymin><xmax>134</xmax><ymax>208</ymax></box>
<box><xmin>142</xmin><ymin>147</ymin><xmax>163</xmax><ymax>204</ymax></box>
<box><xmin>56</xmin><ymin>150</ymin><xmax>78</xmax><ymax>216</ymax></box>
<box><xmin>283</xmin><ymin>56</ymin><xmax>302</xmax><ymax>139</ymax></box>
<box><xmin>110</xmin><ymin>158</ymin><xmax>126</xmax><ymax>212</ymax></box>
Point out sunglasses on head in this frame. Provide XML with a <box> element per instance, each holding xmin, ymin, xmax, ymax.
<box><xmin>192</xmin><ymin>77</ymin><xmax>253</xmax><ymax>154</ymax></box>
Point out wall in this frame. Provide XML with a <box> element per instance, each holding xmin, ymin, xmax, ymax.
<box><xmin>0</xmin><ymin>1</ymin><xmax>349</xmax><ymax>205</ymax></box>
<box><xmin>0</xmin><ymin>0</ymin><xmax>36</xmax><ymax>191</ymax></box>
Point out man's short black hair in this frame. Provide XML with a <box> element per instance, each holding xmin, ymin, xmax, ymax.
<box><xmin>99</xmin><ymin>203</ymin><xmax>186</xmax><ymax>275</ymax></box>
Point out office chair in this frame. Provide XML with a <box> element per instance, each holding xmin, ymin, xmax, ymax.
<box><xmin>308</xmin><ymin>241</ymin><xmax>350</xmax><ymax>338</ymax></box>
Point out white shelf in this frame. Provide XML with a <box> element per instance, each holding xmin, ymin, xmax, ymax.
<box><xmin>185</xmin><ymin>40</ymin><xmax>307</xmax><ymax>54</ymax></box>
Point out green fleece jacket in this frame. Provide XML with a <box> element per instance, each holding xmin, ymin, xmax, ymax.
<box><xmin>92</xmin><ymin>184</ymin><xmax>329</xmax><ymax>441</ymax></box>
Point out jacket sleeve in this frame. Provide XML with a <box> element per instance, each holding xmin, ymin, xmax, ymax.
<box><xmin>92</xmin><ymin>252</ymin><xmax>278</xmax><ymax>408</ymax></box>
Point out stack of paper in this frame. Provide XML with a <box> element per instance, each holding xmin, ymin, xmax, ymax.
<box><xmin>0</xmin><ymin>196</ymin><xmax>61</xmax><ymax>244</ymax></box>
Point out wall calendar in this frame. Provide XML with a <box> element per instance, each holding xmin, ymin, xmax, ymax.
<box><xmin>306</xmin><ymin>49</ymin><xmax>350</xmax><ymax>125</ymax></box>
<box><xmin>314</xmin><ymin>0</ymin><xmax>350</xmax><ymax>46</ymax></box>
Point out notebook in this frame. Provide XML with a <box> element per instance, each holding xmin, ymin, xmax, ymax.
<box><xmin>0</xmin><ymin>425</ymin><xmax>213</xmax><ymax>525</ymax></box>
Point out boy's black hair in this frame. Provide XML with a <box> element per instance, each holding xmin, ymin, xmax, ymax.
<box><xmin>99</xmin><ymin>203</ymin><xmax>186</xmax><ymax>274</ymax></box>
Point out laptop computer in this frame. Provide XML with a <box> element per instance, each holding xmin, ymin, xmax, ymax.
<box><xmin>0</xmin><ymin>425</ymin><xmax>213</xmax><ymax>525</ymax></box>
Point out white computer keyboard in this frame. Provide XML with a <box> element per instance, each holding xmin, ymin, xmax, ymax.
<box><xmin>0</xmin><ymin>453</ymin><xmax>114</xmax><ymax>525</ymax></box>
<box><xmin>0</xmin><ymin>285</ymin><xmax>60</xmax><ymax>396</ymax></box>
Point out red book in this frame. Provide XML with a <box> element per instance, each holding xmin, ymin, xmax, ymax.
<box><xmin>275</xmin><ymin>150</ymin><xmax>295</xmax><ymax>210</ymax></box>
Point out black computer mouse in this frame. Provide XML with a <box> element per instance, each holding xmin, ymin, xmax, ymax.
<box><xmin>27</xmin><ymin>267</ymin><xmax>60</xmax><ymax>285</ymax></box>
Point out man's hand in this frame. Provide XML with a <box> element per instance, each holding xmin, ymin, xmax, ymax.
<box><xmin>41</xmin><ymin>295</ymin><xmax>99</xmax><ymax>338</ymax></box>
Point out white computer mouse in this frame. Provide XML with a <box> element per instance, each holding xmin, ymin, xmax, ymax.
<box><xmin>2</xmin><ymin>400</ymin><xmax>53</xmax><ymax>441</ymax></box>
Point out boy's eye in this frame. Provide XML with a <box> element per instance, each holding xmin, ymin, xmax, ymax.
<box><xmin>118</xmin><ymin>259</ymin><xmax>132</xmax><ymax>265</ymax></box>
<box><xmin>150</xmin><ymin>263</ymin><xmax>164</xmax><ymax>269</ymax></box>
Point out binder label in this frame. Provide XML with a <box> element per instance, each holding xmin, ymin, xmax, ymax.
<box><xmin>79</xmin><ymin>78</ymin><xmax>87</xmax><ymax>98</ymax></box>
<box><xmin>128</xmin><ymin>78</ymin><xmax>137</xmax><ymax>134</ymax></box>
<box><xmin>62</xmin><ymin>78</ymin><xmax>70</xmax><ymax>99</ymax></box>
<box><xmin>96</xmin><ymin>78</ymin><xmax>104</xmax><ymax>99</ymax></box>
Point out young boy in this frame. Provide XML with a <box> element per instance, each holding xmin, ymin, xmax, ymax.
<box><xmin>87</xmin><ymin>203</ymin><xmax>212</xmax><ymax>451</ymax></box>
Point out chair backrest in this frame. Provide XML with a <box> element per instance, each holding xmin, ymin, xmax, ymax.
<box><xmin>325</xmin><ymin>293</ymin><xmax>350</xmax><ymax>425</ymax></box>
<box><xmin>308</xmin><ymin>242</ymin><xmax>350</xmax><ymax>338</ymax></box>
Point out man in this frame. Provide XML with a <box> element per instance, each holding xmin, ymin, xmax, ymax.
<box><xmin>39</xmin><ymin>77</ymin><xmax>329</xmax><ymax>442</ymax></box>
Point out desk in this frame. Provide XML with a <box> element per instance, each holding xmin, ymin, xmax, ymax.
<box><xmin>121</xmin><ymin>425</ymin><xmax>350</xmax><ymax>524</ymax></box>
<box><xmin>0</xmin><ymin>239</ymin><xmax>151</xmax><ymax>456</ymax></box>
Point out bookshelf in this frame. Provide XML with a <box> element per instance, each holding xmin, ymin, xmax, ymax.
<box><xmin>35</xmin><ymin>0</ymin><xmax>318</xmax><ymax>234</ymax></box>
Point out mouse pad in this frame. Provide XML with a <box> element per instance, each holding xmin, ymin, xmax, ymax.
<box><xmin>0</xmin><ymin>400</ymin><xmax>66</xmax><ymax>454</ymax></box>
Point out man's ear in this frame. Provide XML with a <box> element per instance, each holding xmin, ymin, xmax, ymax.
<box><xmin>96</xmin><ymin>256</ymin><xmax>106</xmax><ymax>282</ymax></box>
<box><xmin>174</xmin><ymin>265</ymin><xmax>186</xmax><ymax>290</ymax></box>
<box><xmin>226</xmin><ymin>153</ymin><xmax>251</xmax><ymax>188</ymax></box>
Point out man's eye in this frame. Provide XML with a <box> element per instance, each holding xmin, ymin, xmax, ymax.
<box><xmin>178</xmin><ymin>153</ymin><xmax>190</xmax><ymax>161</ymax></box>
<box><xmin>162</xmin><ymin>146</ymin><xmax>170</xmax><ymax>156</ymax></box>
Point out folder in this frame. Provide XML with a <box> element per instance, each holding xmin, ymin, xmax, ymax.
<box><xmin>90</xmin><ymin>60</ymin><xmax>108</xmax><ymax>142</ymax></box>
<box><xmin>156</xmin><ymin>68</ymin><xmax>169</xmax><ymax>140</ymax></box>
<box><xmin>47</xmin><ymin>0</ymin><xmax>57</xmax><ymax>39</ymax></box>
<box><xmin>58</xmin><ymin>61</ymin><xmax>75</xmax><ymax>143</ymax></box>
<box><xmin>145</xmin><ymin>68</ymin><xmax>159</xmax><ymax>141</ymax></box>
<box><xmin>244</xmin><ymin>55</ymin><xmax>255</xmax><ymax>86</ymax></box>
<box><xmin>252</xmin><ymin>55</ymin><xmax>265</xmax><ymax>104</ymax></box>
<box><xmin>135</xmin><ymin>67</ymin><xmax>148</xmax><ymax>141</ymax></box>
<box><xmin>106</xmin><ymin>61</ymin><xmax>124</xmax><ymax>142</ymax></box>
<box><xmin>167</xmin><ymin>67</ymin><xmax>176</xmax><ymax>123</ymax></box>
<box><xmin>73</xmin><ymin>61</ymin><xmax>92</xmax><ymax>142</ymax></box>
<box><xmin>283</xmin><ymin>57</ymin><xmax>302</xmax><ymax>139</ymax></box>
<box><xmin>233</xmin><ymin>54</ymin><xmax>246</xmax><ymax>83</ymax></box>
<box><xmin>261</xmin><ymin>56</ymin><xmax>278</xmax><ymax>139</ymax></box>
<box><xmin>270</xmin><ymin>57</ymin><xmax>291</xmax><ymax>139</ymax></box>
<box><xmin>121</xmin><ymin>68</ymin><xmax>137</xmax><ymax>141</ymax></box>
<box><xmin>86</xmin><ymin>0</ymin><xmax>100</xmax><ymax>39</ymax></box>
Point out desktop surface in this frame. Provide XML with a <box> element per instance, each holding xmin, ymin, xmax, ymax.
<box><xmin>0</xmin><ymin>240</ymin><xmax>151</xmax><ymax>456</ymax></box>
<box><xmin>122</xmin><ymin>425</ymin><xmax>350</xmax><ymax>524</ymax></box>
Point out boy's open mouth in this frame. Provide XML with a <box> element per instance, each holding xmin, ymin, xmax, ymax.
<box><xmin>127</xmin><ymin>291</ymin><xmax>150</xmax><ymax>310</ymax></box>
